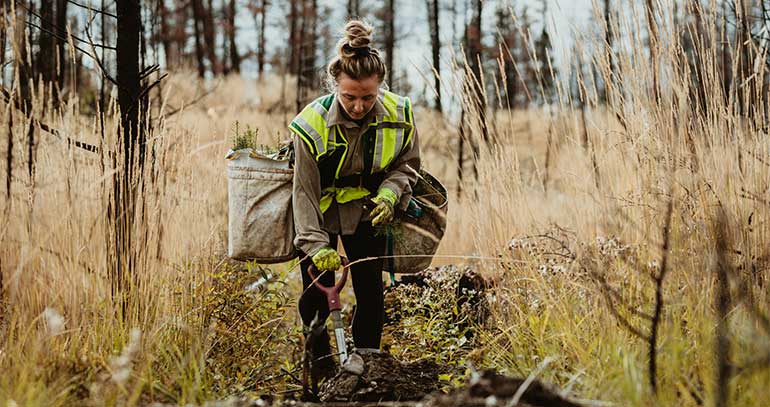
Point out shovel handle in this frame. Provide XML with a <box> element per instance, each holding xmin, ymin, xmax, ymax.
<box><xmin>307</xmin><ymin>256</ymin><xmax>349</xmax><ymax>312</ymax></box>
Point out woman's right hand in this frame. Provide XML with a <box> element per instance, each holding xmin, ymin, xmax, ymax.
<box><xmin>311</xmin><ymin>247</ymin><xmax>342</xmax><ymax>272</ymax></box>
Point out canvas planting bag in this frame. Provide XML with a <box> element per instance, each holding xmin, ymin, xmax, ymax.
<box><xmin>384</xmin><ymin>169</ymin><xmax>448</xmax><ymax>274</ymax></box>
<box><xmin>226</xmin><ymin>148</ymin><xmax>298</xmax><ymax>263</ymax></box>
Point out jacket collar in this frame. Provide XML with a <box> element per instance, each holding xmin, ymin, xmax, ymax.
<box><xmin>326</xmin><ymin>92</ymin><xmax>388</xmax><ymax>128</ymax></box>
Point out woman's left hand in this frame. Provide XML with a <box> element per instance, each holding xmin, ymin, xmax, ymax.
<box><xmin>370</xmin><ymin>188</ymin><xmax>397</xmax><ymax>226</ymax></box>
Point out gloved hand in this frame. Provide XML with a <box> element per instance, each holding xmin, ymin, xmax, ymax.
<box><xmin>312</xmin><ymin>246</ymin><xmax>341</xmax><ymax>272</ymax></box>
<box><xmin>369</xmin><ymin>188</ymin><xmax>397</xmax><ymax>227</ymax></box>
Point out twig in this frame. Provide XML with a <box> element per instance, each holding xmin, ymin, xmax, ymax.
<box><xmin>0</xmin><ymin>86</ymin><xmax>110</xmax><ymax>157</ymax></box>
<box><xmin>713</xmin><ymin>208</ymin><xmax>731</xmax><ymax>407</ymax></box>
<box><xmin>17</xmin><ymin>0</ymin><xmax>115</xmax><ymax>50</ymax></box>
<box><xmin>65</xmin><ymin>0</ymin><xmax>117</xmax><ymax>19</ymax></box>
<box><xmin>649</xmin><ymin>194</ymin><xmax>675</xmax><ymax>395</ymax></box>
<box><xmin>84</xmin><ymin>14</ymin><xmax>119</xmax><ymax>86</ymax></box>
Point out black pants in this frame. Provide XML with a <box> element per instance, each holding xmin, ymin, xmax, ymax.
<box><xmin>299</xmin><ymin>221</ymin><xmax>385</xmax><ymax>349</ymax></box>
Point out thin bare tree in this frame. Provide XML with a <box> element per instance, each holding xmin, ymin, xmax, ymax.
<box><xmin>383</xmin><ymin>0</ymin><xmax>395</xmax><ymax>90</ymax></box>
<box><xmin>347</xmin><ymin>0</ymin><xmax>360</xmax><ymax>18</ymax></box>
<box><xmin>426</xmin><ymin>0</ymin><xmax>442</xmax><ymax>112</ymax></box>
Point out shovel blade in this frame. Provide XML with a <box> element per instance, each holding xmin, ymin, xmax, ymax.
<box><xmin>334</xmin><ymin>327</ymin><xmax>348</xmax><ymax>364</ymax></box>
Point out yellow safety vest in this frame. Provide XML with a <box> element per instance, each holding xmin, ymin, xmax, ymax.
<box><xmin>289</xmin><ymin>91</ymin><xmax>414</xmax><ymax>212</ymax></box>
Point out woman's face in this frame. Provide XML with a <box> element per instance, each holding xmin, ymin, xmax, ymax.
<box><xmin>336</xmin><ymin>72</ymin><xmax>380</xmax><ymax>121</ymax></box>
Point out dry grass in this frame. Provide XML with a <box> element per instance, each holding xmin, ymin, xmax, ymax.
<box><xmin>2</xmin><ymin>1</ymin><xmax>770</xmax><ymax>406</ymax></box>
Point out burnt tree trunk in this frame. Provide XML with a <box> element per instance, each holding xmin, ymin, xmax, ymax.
<box><xmin>257</xmin><ymin>0</ymin><xmax>268</xmax><ymax>76</ymax></box>
<box><xmin>114</xmin><ymin>0</ymin><xmax>143</xmax><ymax>312</ymax></box>
<box><xmin>427</xmin><ymin>0</ymin><xmax>442</xmax><ymax>112</ymax></box>
<box><xmin>603</xmin><ymin>0</ymin><xmax>613</xmax><ymax>103</ymax></box>
<box><xmin>296</xmin><ymin>0</ymin><xmax>317</xmax><ymax>112</ymax></box>
<box><xmin>289</xmin><ymin>0</ymin><xmax>299</xmax><ymax>76</ymax></box>
<box><xmin>38</xmin><ymin>0</ymin><xmax>56</xmax><ymax>85</ymax></box>
<box><xmin>227</xmin><ymin>0</ymin><xmax>240</xmax><ymax>73</ymax></box>
<box><xmin>55</xmin><ymin>0</ymin><xmax>67</xmax><ymax>88</ymax></box>
<box><xmin>466</xmin><ymin>0</ymin><xmax>488</xmax><ymax>144</ymax></box>
<box><xmin>192</xmin><ymin>0</ymin><xmax>206</xmax><ymax>77</ymax></box>
<box><xmin>203</xmin><ymin>0</ymin><xmax>219</xmax><ymax>74</ymax></box>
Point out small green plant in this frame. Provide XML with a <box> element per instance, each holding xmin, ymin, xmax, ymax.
<box><xmin>231</xmin><ymin>121</ymin><xmax>258</xmax><ymax>150</ymax></box>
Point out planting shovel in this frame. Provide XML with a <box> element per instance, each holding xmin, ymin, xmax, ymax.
<box><xmin>307</xmin><ymin>257</ymin><xmax>350</xmax><ymax>364</ymax></box>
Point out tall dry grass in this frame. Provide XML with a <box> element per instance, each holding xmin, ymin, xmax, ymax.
<box><xmin>1</xmin><ymin>0</ymin><xmax>769</xmax><ymax>405</ymax></box>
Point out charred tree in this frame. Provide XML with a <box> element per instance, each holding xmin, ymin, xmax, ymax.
<box><xmin>427</xmin><ymin>0</ymin><xmax>442</xmax><ymax>112</ymax></box>
<box><xmin>203</xmin><ymin>0</ymin><xmax>219</xmax><ymax>74</ymax></box>
<box><xmin>37</xmin><ymin>0</ymin><xmax>56</xmax><ymax>85</ymax></box>
<box><xmin>465</xmin><ymin>0</ymin><xmax>488</xmax><ymax>143</ymax></box>
<box><xmin>192</xmin><ymin>0</ymin><xmax>206</xmax><ymax>77</ymax></box>
<box><xmin>603</xmin><ymin>0</ymin><xmax>613</xmax><ymax>103</ymax></box>
<box><xmin>113</xmin><ymin>0</ymin><xmax>144</xmax><ymax>313</ymax></box>
<box><xmin>223</xmin><ymin>0</ymin><xmax>241</xmax><ymax>73</ymax></box>
<box><xmin>54</xmin><ymin>0</ymin><xmax>67</xmax><ymax>87</ymax></box>
<box><xmin>296</xmin><ymin>0</ymin><xmax>318</xmax><ymax>112</ymax></box>
<box><xmin>255</xmin><ymin>0</ymin><xmax>269</xmax><ymax>77</ymax></box>
<box><xmin>289</xmin><ymin>0</ymin><xmax>299</xmax><ymax>76</ymax></box>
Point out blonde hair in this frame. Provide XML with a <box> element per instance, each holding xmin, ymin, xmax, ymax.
<box><xmin>327</xmin><ymin>20</ymin><xmax>387</xmax><ymax>84</ymax></box>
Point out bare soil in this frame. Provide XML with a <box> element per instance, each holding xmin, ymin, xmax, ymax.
<box><xmin>317</xmin><ymin>352</ymin><xmax>457</xmax><ymax>402</ymax></box>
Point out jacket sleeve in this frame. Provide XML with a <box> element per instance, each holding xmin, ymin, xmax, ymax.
<box><xmin>378</xmin><ymin>119</ymin><xmax>421</xmax><ymax>211</ymax></box>
<box><xmin>292</xmin><ymin>134</ymin><xmax>330</xmax><ymax>256</ymax></box>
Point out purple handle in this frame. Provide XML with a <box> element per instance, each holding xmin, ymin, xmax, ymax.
<box><xmin>307</xmin><ymin>256</ymin><xmax>349</xmax><ymax>312</ymax></box>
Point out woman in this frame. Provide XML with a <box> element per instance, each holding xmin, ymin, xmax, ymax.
<box><xmin>290</xmin><ymin>20</ymin><xmax>420</xmax><ymax>371</ymax></box>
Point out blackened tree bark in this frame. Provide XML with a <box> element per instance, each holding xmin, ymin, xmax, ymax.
<box><xmin>203</xmin><ymin>0</ymin><xmax>219</xmax><ymax>74</ymax></box>
<box><xmin>466</xmin><ymin>0</ymin><xmax>488</xmax><ymax>143</ymax></box>
<box><xmin>496</xmin><ymin>4</ymin><xmax>518</xmax><ymax>109</ymax></box>
<box><xmin>114</xmin><ymin>0</ymin><xmax>143</xmax><ymax>308</ymax></box>
<box><xmin>55</xmin><ymin>0</ymin><xmax>68</xmax><ymax>87</ymax></box>
<box><xmin>257</xmin><ymin>0</ymin><xmax>268</xmax><ymax>76</ymax></box>
<box><xmin>603</xmin><ymin>0</ymin><xmax>613</xmax><ymax>103</ymax></box>
<box><xmin>296</xmin><ymin>0</ymin><xmax>317</xmax><ymax>112</ymax></box>
<box><xmin>227</xmin><ymin>0</ymin><xmax>241</xmax><ymax>73</ymax></box>
<box><xmin>38</xmin><ymin>0</ymin><xmax>56</xmax><ymax>84</ymax></box>
<box><xmin>192</xmin><ymin>0</ymin><xmax>206</xmax><ymax>77</ymax></box>
<box><xmin>427</xmin><ymin>0</ymin><xmax>442</xmax><ymax>112</ymax></box>
<box><xmin>289</xmin><ymin>0</ymin><xmax>299</xmax><ymax>76</ymax></box>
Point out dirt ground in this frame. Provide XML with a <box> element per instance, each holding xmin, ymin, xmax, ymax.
<box><xmin>203</xmin><ymin>353</ymin><xmax>583</xmax><ymax>407</ymax></box>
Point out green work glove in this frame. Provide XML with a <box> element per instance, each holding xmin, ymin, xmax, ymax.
<box><xmin>312</xmin><ymin>246</ymin><xmax>341</xmax><ymax>272</ymax></box>
<box><xmin>370</xmin><ymin>188</ymin><xmax>397</xmax><ymax>227</ymax></box>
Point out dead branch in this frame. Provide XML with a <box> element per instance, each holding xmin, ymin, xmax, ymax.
<box><xmin>649</xmin><ymin>194</ymin><xmax>674</xmax><ymax>395</ymax></box>
<box><xmin>65</xmin><ymin>0</ymin><xmax>117</xmax><ymax>19</ymax></box>
<box><xmin>0</xmin><ymin>86</ymin><xmax>109</xmax><ymax>156</ymax></box>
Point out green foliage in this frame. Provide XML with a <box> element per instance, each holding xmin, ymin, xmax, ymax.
<box><xmin>203</xmin><ymin>261</ymin><xmax>301</xmax><ymax>396</ymax></box>
<box><xmin>383</xmin><ymin>266</ymin><xmax>484</xmax><ymax>369</ymax></box>
<box><xmin>231</xmin><ymin>121</ymin><xmax>258</xmax><ymax>151</ymax></box>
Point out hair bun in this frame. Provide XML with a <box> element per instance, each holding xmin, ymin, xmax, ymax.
<box><xmin>342</xmin><ymin>20</ymin><xmax>373</xmax><ymax>52</ymax></box>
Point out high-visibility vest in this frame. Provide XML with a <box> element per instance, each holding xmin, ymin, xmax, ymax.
<box><xmin>289</xmin><ymin>91</ymin><xmax>415</xmax><ymax>212</ymax></box>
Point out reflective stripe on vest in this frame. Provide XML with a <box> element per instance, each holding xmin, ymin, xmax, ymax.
<box><xmin>289</xmin><ymin>91</ymin><xmax>414</xmax><ymax>212</ymax></box>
